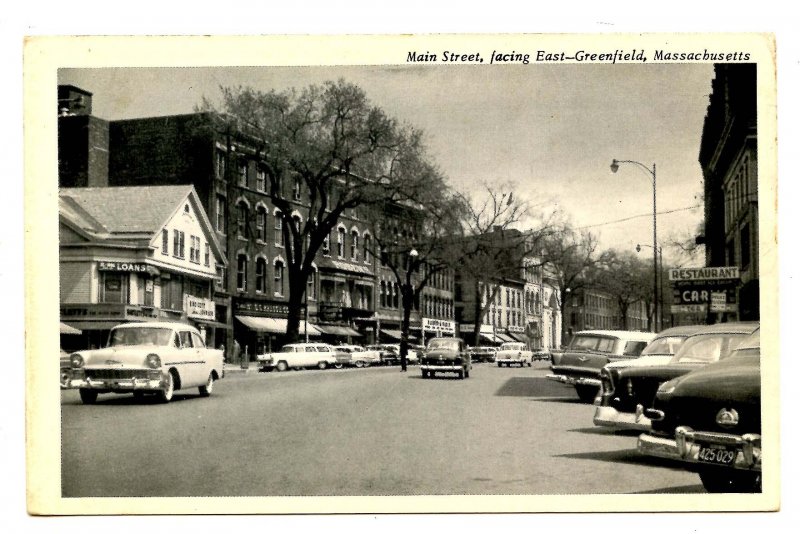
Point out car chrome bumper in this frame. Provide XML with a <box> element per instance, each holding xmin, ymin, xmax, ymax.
<box><xmin>593</xmin><ymin>405</ymin><xmax>652</xmax><ymax>431</ymax></box>
<box><xmin>496</xmin><ymin>359</ymin><xmax>524</xmax><ymax>364</ymax></box>
<box><xmin>421</xmin><ymin>364</ymin><xmax>463</xmax><ymax>372</ymax></box>
<box><xmin>674</xmin><ymin>426</ymin><xmax>761</xmax><ymax>471</ymax></box>
<box><xmin>546</xmin><ymin>374</ymin><xmax>601</xmax><ymax>388</ymax></box>
<box><xmin>66</xmin><ymin>375</ymin><xmax>165</xmax><ymax>391</ymax></box>
<box><xmin>637</xmin><ymin>432</ymin><xmax>681</xmax><ymax>460</ymax></box>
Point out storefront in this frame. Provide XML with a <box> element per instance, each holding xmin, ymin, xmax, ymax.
<box><xmin>234</xmin><ymin>298</ymin><xmax>323</xmax><ymax>359</ymax></box>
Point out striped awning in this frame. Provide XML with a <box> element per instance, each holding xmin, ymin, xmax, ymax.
<box><xmin>60</xmin><ymin>322</ymin><xmax>83</xmax><ymax>335</ymax></box>
<box><xmin>380</xmin><ymin>329</ymin><xmax>403</xmax><ymax>340</ymax></box>
<box><xmin>316</xmin><ymin>324</ymin><xmax>362</xmax><ymax>337</ymax></box>
<box><xmin>496</xmin><ymin>333</ymin><xmax>515</xmax><ymax>343</ymax></box>
<box><xmin>479</xmin><ymin>332</ymin><xmax>501</xmax><ymax>344</ymax></box>
<box><xmin>235</xmin><ymin>316</ymin><xmax>322</xmax><ymax>336</ymax></box>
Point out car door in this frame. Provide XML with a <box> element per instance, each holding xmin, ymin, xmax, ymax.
<box><xmin>191</xmin><ymin>331</ymin><xmax>215</xmax><ymax>381</ymax></box>
<box><xmin>178</xmin><ymin>329</ymin><xmax>202</xmax><ymax>387</ymax></box>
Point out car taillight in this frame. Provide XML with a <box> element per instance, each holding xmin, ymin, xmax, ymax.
<box><xmin>69</xmin><ymin>354</ymin><xmax>84</xmax><ymax>368</ymax></box>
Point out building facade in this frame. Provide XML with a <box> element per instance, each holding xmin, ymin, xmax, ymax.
<box><xmin>698</xmin><ymin>63</ymin><xmax>759</xmax><ymax>322</ymax></box>
<box><xmin>59</xmin><ymin>186</ymin><xmax>226</xmax><ymax>351</ymax></box>
<box><xmin>564</xmin><ymin>287</ymin><xmax>649</xmax><ymax>339</ymax></box>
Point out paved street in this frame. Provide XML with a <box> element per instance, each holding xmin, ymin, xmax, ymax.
<box><xmin>60</xmin><ymin>362</ymin><xmax>703</xmax><ymax>497</ymax></box>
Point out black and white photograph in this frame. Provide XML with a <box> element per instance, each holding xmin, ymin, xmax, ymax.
<box><xmin>23</xmin><ymin>33</ymin><xmax>780</xmax><ymax>517</ymax></box>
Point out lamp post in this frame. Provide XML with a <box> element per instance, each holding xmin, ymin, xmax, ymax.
<box><xmin>636</xmin><ymin>243</ymin><xmax>663</xmax><ymax>331</ymax></box>
<box><xmin>399</xmin><ymin>248</ymin><xmax>419</xmax><ymax>372</ymax></box>
<box><xmin>610</xmin><ymin>159</ymin><xmax>659</xmax><ymax>332</ymax></box>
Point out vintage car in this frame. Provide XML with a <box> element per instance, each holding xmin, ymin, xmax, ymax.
<box><xmin>420</xmin><ymin>337</ymin><xmax>471</xmax><ymax>379</ymax></box>
<box><xmin>256</xmin><ymin>343</ymin><xmax>338</xmax><ymax>372</ymax></box>
<box><xmin>495</xmin><ymin>342</ymin><xmax>534</xmax><ymax>367</ymax></box>
<box><xmin>468</xmin><ymin>345</ymin><xmax>498</xmax><ymax>363</ymax></box>
<box><xmin>333</xmin><ymin>345</ymin><xmax>382</xmax><ymax>368</ymax></box>
<box><xmin>547</xmin><ymin>330</ymin><xmax>657</xmax><ymax>402</ymax></box>
<box><xmin>366</xmin><ymin>344</ymin><xmax>400</xmax><ymax>365</ymax></box>
<box><xmin>597</xmin><ymin>322</ymin><xmax>758</xmax><ymax>431</ymax></box>
<box><xmin>638</xmin><ymin>327</ymin><xmax>762</xmax><ymax>493</ymax></box>
<box><xmin>593</xmin><ymin>325</ymin><xmax>704</xmax><ymax>429</ymax></box>
<box><xmin>60</xmin><ymin>349</ymin><xmax>72</xmax><ymax>388</ymax></box>
<box><xmin>63</xmin><ymin>322</ymin><xmax>224</xmax><ymax>404</ymax></box>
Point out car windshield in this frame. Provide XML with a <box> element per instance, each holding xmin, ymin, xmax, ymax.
<box><xmin>570</xmin><ymin>335</ymin><xmax>617</xmax><ymax>353</ymax></box>
<box><xmin>641</xmin><ymin>335</ymin><xmax>687</xmax><ymax>356</ymax></box>
<box><xmin>732</xmin><ymin>328</ymin><xmax>760</xmax><ymax>357</ymax></box>
<box><xmin>279</xmin><ymin>345</ymin><xmax>297</xmax><ymax>353</ymax></box>
<box><xmin>501</xmin><ymin>343</ymin><xmax>524</xmax><ymax>351</ymax></box>
<box><xmin>427</xmin><ymin>339</ymin><xmax>460</xmax><ymax>351</ymax></box>
<box><xmin>670</xmin><ymin>333</ymin><xmax>747</xmax><ymax>364</ymax></box>
<box><xmin>108</xmin><ymin>327</ymin><xmax>174</xmax><ymax>347</ymax></box>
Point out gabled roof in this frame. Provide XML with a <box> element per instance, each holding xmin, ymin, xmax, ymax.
<box><xmin>59</xmin><ymin>186</ymin><xmax>195</xmax><ymax>235</ymax></box>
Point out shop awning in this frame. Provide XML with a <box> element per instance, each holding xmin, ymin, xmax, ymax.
<box><xmin>479</xmin><ymin>332</ymin><xmax>501</xmax><ymax>344</ymax></box>
<box><xmin>315</xmin><ymin>324</ymin><xmax>362</xmax><ymax>337</ymax></box>
<box><xmin>191</xmin><ymin>318</ymin><xmax>232</xmax><ymax>329</ymax></box>
<box><xmin>60</xmin><ymin>322</ymin><xmax>82</xmax><ymax>335</ymax></box>
<box><xmin>380</xmin><ymin>329</ymin><xmax>403</xmax><ymax>340</ymax></box>
<box><xmin>60</xmin><ymin>321</ymin><xmax>120</xmax><ymax>331</ymax></box>
<box><xmin>496</xmin><ymin>333</ymin><xmax>515</xmax><ymax>343</ymax></box>
<box><xmin>505</xmin><ymin>332</ymin><xmax>522</xmax><ymax>341</ymax></box>
<box><xmin>235</xmin><ymin>315</ymin><xmax>322</xmax><ymax>336</ymax></box>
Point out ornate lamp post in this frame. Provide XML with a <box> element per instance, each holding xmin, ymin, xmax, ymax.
<box><xmin>611</xmin><ymin>158</ymin><xmax>659</xmax><ymax>332</ymax></box>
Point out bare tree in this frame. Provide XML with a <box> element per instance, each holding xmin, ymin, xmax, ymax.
<box><xmin>595</xmin><ymin>250</ymin><xmax>651</xmax><ymax>330</ymax></box>
<box><xmin>198</xmin><ymin>80</ymin><xmax>441</xmax><ymax>341</ymax></box>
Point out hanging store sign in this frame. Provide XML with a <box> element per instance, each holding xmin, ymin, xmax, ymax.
<box><xmin>184</xmin><ymin>295</ymin><xmax>216</xmax><ymax>320</ymax></box>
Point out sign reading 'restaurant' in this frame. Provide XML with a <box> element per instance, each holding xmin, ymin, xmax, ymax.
<box><xmin>668</xmin><ymin>267</ymin><xmax>740</xmax><ymax>282</ymax></box>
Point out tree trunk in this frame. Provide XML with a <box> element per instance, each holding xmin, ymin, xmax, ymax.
<box><xmin>285</xmin><ymin>275</ymin><xmax>306</xmax><ymax>343</ymax></box>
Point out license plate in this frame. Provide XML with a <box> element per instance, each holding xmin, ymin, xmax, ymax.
<box><xmin>697</xmin><ymin>445</ymin><xmax>737</xmax><ymax>466</ymax></box>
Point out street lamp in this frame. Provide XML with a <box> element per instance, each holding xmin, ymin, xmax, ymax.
<box><xmin>611</xmin><ymin>158</ymin><xmax>659</xmax><ymax>332</ymax></box>
<box><xmin>400</xmin><ymin>248</ymin><xmax>419</xmax><ymax>372</ymax></box>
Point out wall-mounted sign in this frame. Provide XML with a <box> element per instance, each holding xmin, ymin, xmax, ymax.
<box><xmin>422</xmin><ymin>318</ymin><xmax>455</xmax><ymax>334</ymax></box>
<box><xmin>671</xmin><ymin>304</ymin><xmax>707</xmax><ymax>314</ymax></box>
<box><xmin>668</xmin><ymin>267</ymin><xmax>740</xmax><ymax>282</ymax></box>
<box><xmin>235</xmin><ymin>300</ymin><xmax>290</xmax><ymax>317</ymax></box>
<box><xmin>98</xmin><ymin>261</ymin><xmax>148</xmax><ymax>273</ymax></box>
<box><xmin>185</xmin><ymin>295</ymin><xmax>216</xmax><ymax>320</ymax></box>
<box><xmin>508</xmin><ymin>325</ymin><xmax>525</xmax><ymax>333</ymax></box>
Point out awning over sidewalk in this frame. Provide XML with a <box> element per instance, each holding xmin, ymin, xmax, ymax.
<box><xmin>479</xmin><ymin>332</ymin><xmax>501</xmax><ymax>344</ymax></box>
<box><xmin>316</xmin><ymin>324</ymin><xmax>362</xmax><ymax>337</ymax></box>
<box><xmin>60</xmin><ymin>321</ymin><xmax>120</xmax><ymax>331</ymax></box>
<box><xmin>380</xmin><ymin>329</ymin><xmax>403</xmax><ymax>340</ymax></box>
<box><xmin>496</xmin><ymin>333</ymin><xmax>515</xmax><ymax>343</ymax></box>
<box><xmin>235</xmin><ymin>315</ymin><xmax>322</xmax><ymax>336</ymax></box>
<box><xmin>505</xmin><ymin>332</ymin><xmax>522</xmax><ymax>342</ymax></box>
<box><xmin>60</xmin><ymin>322</ymin><xmax>82</xmax><ymax>335</ymax></box>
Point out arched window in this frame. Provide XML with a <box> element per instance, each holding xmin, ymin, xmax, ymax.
<box><xmin>274</xmin><ymin>210</ymin><xmax>283</xmax><ymax>246</ymax></box>
<box><xmin>351</xmin><ymin>230</ymin><xmax>359</xmax><ymax>261</ymax></box>
<box><xmin>255</xmin><ymin>257</ymin><xmax>267</xmax><ymax>293</ymax></box>
<box><xmin>337</xmin><ymin>226</ymin><xmax>346</xmax><ymax>258</ymax></box>
<box><xmin>237</xmin><ymin>201</ymin><xmax>249</xmax><ymax>238</ymax></box>
<box><xmin>380</xmin><ymin>281</ymin><xmax>386</xmax><ymax>307</ymax></box>
<box><xmin>307</xmin><ymin>266</ymin><xmax>317</xmax><ymax>300</ymax></box>
<box><xmin>322</xmin><ymin>231</ymin><xmax>331</xmax><ymax>256</ymax></box>
<box><xmin>236</xmin><ymin>254</ymin><xmax>248</xmax><ymax>292</ymax></box>
<box><xmin>363</xmin><ymin>233</ymin><xmax>372</xmax><ymax>264</ymax></box>
<box><xmin>274</xmin><ymin>259</ymin><xmax>285</xmax><ymax>297</ymax></box>
<box><xmin>256</xmin><ymin>206</ymin><xmax>267</xmax><ymax>241</ymax></box>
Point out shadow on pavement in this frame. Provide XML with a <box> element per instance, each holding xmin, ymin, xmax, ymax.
<box><xmin>628</xmin><ymin>484</ymin><xmax>706</xmax><ymax>494</ymax></box>
<box><xmin>554</xmin><ymin>448</ymin><xmax>689</xmax><ymax>470</ymax></box>
<box><xmin>568</xmin><ymin>426</ymin><xmax>642</xmax><ymax>437</ymax></box>
<box><xmin>495</xmin><ymin>376</ymin><xmax>578</xmax><ymax>398</ymax></box>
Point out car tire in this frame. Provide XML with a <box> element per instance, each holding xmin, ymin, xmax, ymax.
<box><xmin>575</xmin><ymin>384</ymin><xmax>598</xmax><ymax>403</ymax></box>
<box><xmin>157</xmin><ymin>371</ymin><xmax>176</xmax><ymax>403</ymax></box>
<box><xmin>198</xmin><ymin>373</ymin><xmax>214</xmax><ymax>397</ymax></box>
<box><xmin>334</xmin><ymin>363</ymin><xmax>344</xmax><ymax>369</ymax></box>
<box><xmin>276</xmin><ymin>361</ymin><xmax>289</xmax><ymax>372</ymax></box>
<box><xmin>318</xmin><ymin>361</ymin><xmax>328</xmax><ymax>370</ymax></box>
<box><xmin>355</xmin><ymin>361</ymin><xmax>365</xmax><ymax>368</ymax></box>
<box><xmin>421</xmin><ymin>370</ymin><xmax>428</xmax><ymax>378</ymax></box>
<box><xmin>699</xmin><ymin>469</ymin><xmax>761</xmax><ymax>493</ymax></box>
<box><xmin>528</xmin><ymin>361</ymin><xmax>532</xmax><ymax>367</ymax></box>
<box><xmin>497</xmin><ymin>363</ymin><xmax>502</xmax><ymax>367</ymax></box>
<box><xmin>79</xmin><ymin>389</ymin><xmax>98</xmax><ymax>405</ymax></box>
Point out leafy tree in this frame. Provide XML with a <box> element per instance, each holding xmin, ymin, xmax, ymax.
<box><xmin>595</xmin><ymin>250</ymin><xmax>652</xmax><ymax>330</ymax></box>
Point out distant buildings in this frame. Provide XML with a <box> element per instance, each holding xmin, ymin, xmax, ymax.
<box><xmin>563</xmin><ymin>287</ymin><xmax>649</xmax><ymax>338</ymax></box>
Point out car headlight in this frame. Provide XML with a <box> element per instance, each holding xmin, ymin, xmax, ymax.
<box><xmin>145</xmin><ymin>353</ymin><xmax>162</xmax><ymax>369</ymax></box>
<box><xmin>69</xmin><ymin>353</ymin><xmax>84</xmax><ymax>368</ymax></box>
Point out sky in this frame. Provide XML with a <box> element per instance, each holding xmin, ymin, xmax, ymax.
<box><xmin>59</xmin><ymin>64</ymin><xmax>714</xmax><ymax>266</ymax></box>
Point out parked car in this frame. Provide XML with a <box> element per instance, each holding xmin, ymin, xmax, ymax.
<box><xmin>334</xmin><ymin>345</ymin><xmax>381</xmax><ymax>368</ymax></box>
<box><xmin>468</xmin><ymin>345</ymin><xmax>498</xmax><ymax>363</ymax></box>
<box><xmin>496</xmin><ymin>342</ymin><xmax>534</xmax><ymax>367</ymax></box>
<box><xmin>597</xmin><ymin>322</ymin><xmax>758</xmax><ymax>431</ymax></box>
<box><xmin>60</xmin><ymin>349</ymin><xmax>71</xmax><ymax>388</ymax></box>
<box><xmin>331</xmin><ymin>346</ymin><xmax>354</xmax><ymax>369</ymax></box>
<box><xmin>547</xmin><ymin>330</ymin><xmax>657</xmax><ymax>402</ymax></box>
<box><xmin>256</xmin><ymin>343</ymin><xmax>338</xmax><ymax>372</ymax></box>
<box><xmin>420</xmin><ymin>337</ymin><xmax>471</xmax><ymax>379</ymax></box>
<box><xmin>593</xmin><ymin>325</ymin><xmax>704</xmax><ymax>430</ymax></box>
<box><xmin>638</xmin><ymin>327</ymin><xmax>762</xmax><ymax>493</ymax></box>
<box><xmin>62</xmin><ymin>322</ymin><xmax>224</xmax><ymax>404</ymax></box>
<box><xmin>367</xmin><ymin>344</ymin><xmax>400</xmax><ymax>365</ymax></box>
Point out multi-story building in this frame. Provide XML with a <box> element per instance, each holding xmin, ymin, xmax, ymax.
<box><xmin>564</xmin><ymin>287</ymin><xmax>649</xmax><ymax>338</ymax></box>
<box><xmin>697</xmin><ymin>63</ymin><xmax>758</xmax><ymax>321</ymax></box>
<box><xmin>58</xmin><ymin>185</ymin><xmax>226</xmax><ymax>351</ymax></box>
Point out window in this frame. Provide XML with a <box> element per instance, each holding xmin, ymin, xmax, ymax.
<box><xmin>237</xmin><ymin>202</ymin><xmax>249</xmax><ymax>238</ymax></box>
<box><xmin>236</xmin><ymin>254</ymin><xmax>247</xmax><ymax>292</ymax></box>
<box><xmin>308</xmin><ymin>269</ymin><xmax>317</xmax><ymax>300</ymax></box>
<box><xmin>216</xmin><ymin>265</ymin><xmax>227</xmax><ymax>291</ymax></box>
<box><xmin>351</xmin><ymin>230</ymin><xmax>359</xmax><ymax>261</ymax></box>
<box><xmin>274</xmin><ymin>212</ymin><xmax>283</xmax><ymax>246</ymax></box>
<box><xmin>99</xmin><ymin>271</ymin><xmax>128</xmax><ymax>304</ymax></box>
<box><xmin>274</xmin><ymin>260</ymin><xmax>284</xmax><ymax>296</ymax></box>
<box><xmin>255</xmin><ymin>258</ymin><xmax>267</xmax><ymax>293</ymax></box>
<box><xmin>179</xmin><ymin>331</ymin><xmax>193</xmax><ymax>348</ymax></box>
<box><xmin>215</xmin><ymin>195</ymin><xmax>226</xmax><ymax>233</ymax></box>
<box><xmin>393</xmin><ymin>283</ymin><xmax>399</xmax><ymax>308</ymax></box>
<box><xmin>204</xmin><ymin>244</ymin><xmax>210</xmax><ymax>267</ymax></box>
<box><xmin>380</xmin><ymin>281</ymin><xmax>386</xmax><ymax>307</ymax></box>
<box><xmin>322</xmin><ymin>232</ymin><xmax>331</xmax><ymax>256</ymax></box>
<box><xmin>191</xmin><ymin>332</ymin><xmax>205</xmax><ymax>349</ymax></box>
<box><xmin>161</xmin><ymin>229</ymin><xmax>168</xmax><ymax>255</ymax></box>
<box><xmin>256</xmin><ymin>207</ymin><xmax>267</xmax><ymax>241</ymax></box>
<box><xmin>237</xmin><ymin>160</ymin><xmax>248</xmax><ymax>187</ymax></box>
<box><xmin>363</xmin><ymin>234</ymin><xmax>371</xmax><ymax>264</ymax></box>
<box><xmin>293</xmin><ymin>175</ymin><xmax>302</xmax><ymax>200</ymax></box>
<box><xmin>173</xmin><ymin>230</ymin><xmax>185</xmax><ymax>258</ymax></box>
<box><xmin>189</xmin><ymin>235</ymin><xmax>200</xmax><ymax>263</ymax></box>
<box><xmin>256</xmin><ymin>168</ymin><xmax>266</xmax><ymax>192</ymax></box>
<box><xmin>216</xmin><ymin>150</ymin><xmax>226</xmax><ymax>179</ymax></box>
<box><xmin>337</xmin><ymin>227</ymin><xmax>346</xmax><ymax>258</ymax></box>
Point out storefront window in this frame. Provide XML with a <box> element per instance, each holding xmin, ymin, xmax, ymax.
<box><xmin>99</xmin><ymin>271</ymin><xmax>128</xmax><ymax>304</ymax></box>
